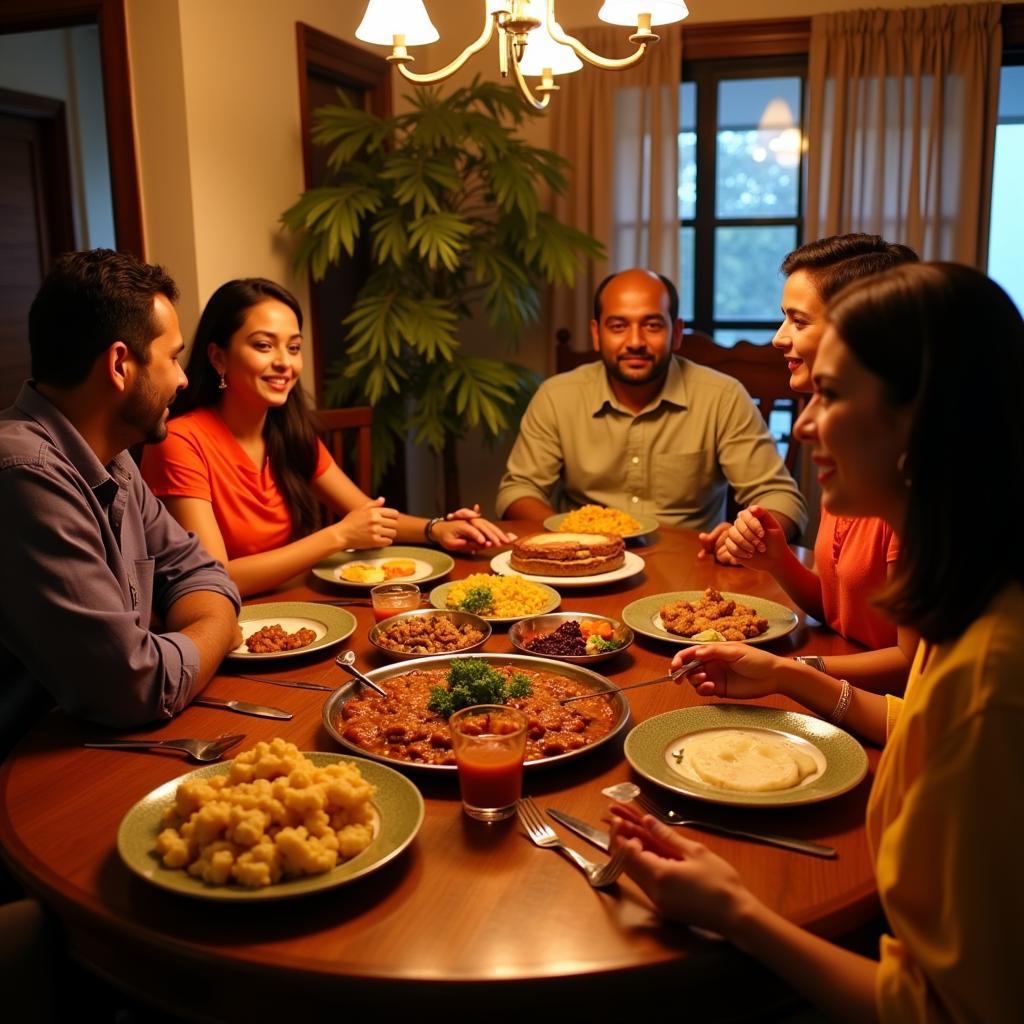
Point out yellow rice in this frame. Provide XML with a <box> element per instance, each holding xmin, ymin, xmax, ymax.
<box><xmin>560</xmin><ymin>504</ymin><xmax>641</xmax><ymax>536</ymax></box>
<box><xmin>445</xmin><ymin>573</ymin><xmax>551</xmax><ymax>618</ymax></box>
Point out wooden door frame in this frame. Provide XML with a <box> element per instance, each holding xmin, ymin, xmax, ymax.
<box><xmin>0</xmin><ymin>0</ymin><xmax>144</xmax><ymax>257</ymax></box>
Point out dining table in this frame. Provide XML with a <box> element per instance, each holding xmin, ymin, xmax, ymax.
<box><xmin>0</xmin><ymin>524</ymin><xmax>882</xmax><ymax>1022</ymax></box>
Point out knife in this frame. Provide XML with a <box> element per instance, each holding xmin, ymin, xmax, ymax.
<box><xmin>193</xmin><ymin>696</ymin><xmax>293</xmax><ymax>720</ymax></box>
<box><xmin>233</xmin><ymin>673</ymin><xmax>335</xmax><ymax>692</ymax></box>
<box><xmin>547</xmin><ymin>808</ymin><xmax>611</xmax><ymax>851</ymax></box>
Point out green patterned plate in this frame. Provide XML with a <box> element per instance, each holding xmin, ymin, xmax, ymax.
<box><xmin>621</xmin><ymin>590</ymin><xmax>798</xmax><ymax>646</ymax></box>
<box><xmin>117</xmin><ymin>754</ymin><xmax>423</xmax><ymax>900</ymax></box>
<box><xmin>543</xmin><ymin>511</ymin><xmax>660</xmax><ymax>540</ymax></box>
<box><xmin>312</xmin><ymin>546</ymin><xmax>455</xmax><ymax>588</ymax></box>
<box><xmin>624</xmin><ymin>704</ymin><xmax>868</xmax><ymax>807</ymax></box>
<box><xmin>228</xmin><ymin>601</ymin><xmax>356</xmax><ymax>661</ymax></box>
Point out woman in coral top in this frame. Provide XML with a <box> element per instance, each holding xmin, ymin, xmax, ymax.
<box><xmin>142</xmin><ymin>279</ymin><xmax>510</xmax><ymax>596</ymax></box>
<box><xmin>615</xmin><ymin>263</ymin><xmax>1024</xmax><ymax>1021</ymax></box>
<box><xmin>703</xmin><ymin>235</ymin><xmax>919</xmax><ymax>695</ymax></box>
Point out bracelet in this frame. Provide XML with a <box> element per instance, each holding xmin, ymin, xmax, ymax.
<box><xmin>424</xmin><ymin>516</ymin><xmax>445</xmax><ymax>546</ymax></box>
<box><xmin>795</xmin><ymin>655</ymin><xmax>827</xmax><ymax>674</ymax></box>
<box><xmin>830</xmin><ymin>679</ymin><xmax>853</xmax><ymax>726</ymax></box>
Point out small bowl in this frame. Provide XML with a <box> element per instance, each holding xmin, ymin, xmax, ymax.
<box><xmin>508</xmin><ymin>612</ymin><xmax>634</xmax><ymax>665</ymax></box>
<box><xmin>369</xmin><ymin>608</ymin><xmax>491</xmax><ymax>661</ymax></box>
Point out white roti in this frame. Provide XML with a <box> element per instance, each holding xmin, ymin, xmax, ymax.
<box><xmin>685</xmin><ymin>730</ymin><xmax>818</xmax><ymax>792</ymax></box>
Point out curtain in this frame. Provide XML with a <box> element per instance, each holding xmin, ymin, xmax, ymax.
<box><xmin>549</xmin><ymin>24</ymin><xmax>682</xmax><ymax>353</ymax></box>
<box><xmin>805</xmin><ymin>3</ymin><xmax>1002</xmax><ymax>266</ymax></box>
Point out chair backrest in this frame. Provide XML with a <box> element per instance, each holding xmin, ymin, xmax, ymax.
<box><xmin>553</xmin><ymin>328</ymin><xmax>804</xmax><ymax>478</ymax></box>
<box><xmin>314</xmin><ymin>407</ymin><xmax>373</xmax><ymax>516</ymax></box>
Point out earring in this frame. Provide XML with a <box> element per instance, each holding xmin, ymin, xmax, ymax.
<box><xmin>218</xmin><ymin>374</ymin><xmax>227</xmax><ymax>391</ymax></box>
<box><xmin>897</xmin><ymin>451</ymin><xmax>911</xmax><ymax>487</ymax></box>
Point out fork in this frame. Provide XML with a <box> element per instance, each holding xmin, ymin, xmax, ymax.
<box><xmin>633</xmin><ymin>792</ymin><xmax>836</xmax><ymax>858</ymax></box>
<box><xmin>83</xmin><ymin>733</ymin><xmax>245</xmax><ymax>763</ymax></box>
<box><xmin>516</xmin><ymin>797</ymin><xmax>628</xmax><ymax>887</ymax></box>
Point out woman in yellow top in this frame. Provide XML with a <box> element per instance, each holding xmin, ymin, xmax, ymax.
<box><xmin>612</xmin><ymin>263</ymin><xmax>1024</xmax><ymax>1021</ymax></box>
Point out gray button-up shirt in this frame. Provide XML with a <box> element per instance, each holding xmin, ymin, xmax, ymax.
<box><xmin>0</xmin><ymin>384</ymin><xmax>240</xmax><ymax>727</ymax></box>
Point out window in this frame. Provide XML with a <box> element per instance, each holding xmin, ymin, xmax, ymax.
<box><xmin>679</xmin><ymin>57</ymin><xmax>807</xmax><ymax>345</ymax></box>
<box><xmin>988</xmin><ymin>61</ymin><xmax>1024</xmax><ymax>313</ymax></box>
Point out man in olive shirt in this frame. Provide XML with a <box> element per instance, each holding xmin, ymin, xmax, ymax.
<box><xmin>496</xmin><ymin>269</ymin><xmax>806</xmax><ymax>541</ymax></box>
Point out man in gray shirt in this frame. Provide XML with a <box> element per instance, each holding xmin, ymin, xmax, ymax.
<box><xmin>0</xmin><ymin>249</ymin><xmax>241</xmax><ymax>733</ymax></box>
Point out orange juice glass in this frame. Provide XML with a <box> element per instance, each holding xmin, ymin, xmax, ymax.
<box><xmin>370</xmin><ymin>582</ymin><xmax>420</xmax><ymax>622</ymax></box>
<box><xmin>449</xmin><ymin>705</ymin><xmax>528</xmax><ymax>822</ymax></box>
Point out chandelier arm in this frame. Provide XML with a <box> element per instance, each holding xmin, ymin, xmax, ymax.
<box><xmin>544</xmin><ymin>0</ymin><xmax>654</xmax><ymax>71</ymax></box>
<box><xmin>392</xmin><ymin>6</ymin><xmax>496</xmax><ymax>84</ymax></box>
<box><xmin>508</xmin><ymin>29</ymin><xmax>551</xmax><ymax>110</ymax></box>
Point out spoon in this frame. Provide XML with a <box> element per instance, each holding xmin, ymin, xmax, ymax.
<box><xmin>335</xmin><ymin>650</ymin><xmax>389</xmax><ymax>697</ymax></box>
<box><xmin>560</xmin><ymin>660</ymin><xmax>705</xmax><ymax>704</ymax></box>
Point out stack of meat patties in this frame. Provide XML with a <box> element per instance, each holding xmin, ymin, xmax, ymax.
<box><xmin>509</xmin><ymin>532</ymin><xmax>624</xmax><ymax>577</ymax></box>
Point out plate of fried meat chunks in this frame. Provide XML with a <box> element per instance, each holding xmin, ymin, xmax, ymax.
<box><xmin>622</xmin><ymin>588</ymin><xmax>798</xmax><ymax>646</ymax></box>
<box><xmin>228</xmin><ymin>602</ymin><xmax>357</xmax><ymax>660</ymax></box>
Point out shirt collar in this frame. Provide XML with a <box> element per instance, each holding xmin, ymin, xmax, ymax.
<box><xmin>14</xmin><ymin>382</ymin><xmax>128</xmax><ymax>493</ymax></box>
<box><xmin>588</xmin><ymin>357</ymin><xmax>689</xmax><ymax>417</ymax></box>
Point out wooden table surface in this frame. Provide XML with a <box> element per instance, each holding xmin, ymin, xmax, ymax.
<box><xmin>0</xmin><ymin>525</ymin><xmax>880</xmax><ymax>1021</ymax></box>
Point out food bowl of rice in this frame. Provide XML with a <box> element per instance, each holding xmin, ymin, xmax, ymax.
<box><xmin>508</xmin><ymin>612</ymin><xmax>634</xmax><ymax>665</ymax></box>
<box><xmin>369</xmin><ymin>609</ymin><xmax>491</xmax><ymax>661</ymax></box>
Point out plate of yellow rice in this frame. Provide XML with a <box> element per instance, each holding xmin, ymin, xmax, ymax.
<box><xmin>429</xmin><ymin>573</ymin><xmax>560</xmax><ymax>624</ymax></box>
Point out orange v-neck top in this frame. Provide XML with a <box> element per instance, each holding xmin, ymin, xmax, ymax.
<box><xmin>141</xmin><ymin>408</ymin><xmax>332</xmax><ymax>558</ymax></box>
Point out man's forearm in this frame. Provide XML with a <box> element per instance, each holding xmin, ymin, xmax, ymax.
<box><xmin>165</xmin><ymin>592</ymin><xmax>240</xmax><ymax>695</ymax></box>
<box><xmin>504</xmin><ymin>496</ymin><xmax>556</xmax><ymax>522</ymax></box>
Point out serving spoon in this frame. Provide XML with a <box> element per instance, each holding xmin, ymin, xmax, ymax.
<box><xmin>335</xmin><ymin>650</ymin><xmax>389</xmax><ymax>697</ymax></box>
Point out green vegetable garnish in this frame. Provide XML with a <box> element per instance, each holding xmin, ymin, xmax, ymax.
<box><xmin>457</xmin><ymin>586</ymin><xmax>494</xmax><ymax>615</ymax></box>
<box><xmin>427</xmin><ymin>659</ymin><xmax>533</xmax><ymax>717</ymax></box>
<box><xmin>585</xmin><ymin>635</ymin><xmax>621</xmax><ymax>655</ymax></box>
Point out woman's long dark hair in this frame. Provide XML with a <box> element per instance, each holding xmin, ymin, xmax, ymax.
<box><xmin>174</xmin><ymin>278</ymin><xmax>320</xmax><ymax>540</ymax></box>
<box><xmin>827</xmin><ymin>263</ymin><xmax>1024</xmax><ymax>642</ymax></box>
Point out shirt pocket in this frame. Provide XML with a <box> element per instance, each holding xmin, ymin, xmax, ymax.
<box><xmin>652</xmin><ymin>451</ymin><xmax>715</xmax><ymax>517</ymax></box>
<box><xmin>129</xmin><ymin>556</ymin><xmax>155</xmax><ymax>617</ymax></box>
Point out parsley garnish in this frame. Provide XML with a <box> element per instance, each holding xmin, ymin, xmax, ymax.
<box><xmin>457</xmin><ymin>586</ymin><xmax>494</xmax><ymax>615</ymax></box>
<box><xmin>427</xmin><ymin>659</ymin><xmax>533</xmax><ymax>717</ymax></box>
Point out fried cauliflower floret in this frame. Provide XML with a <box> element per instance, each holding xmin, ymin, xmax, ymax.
<box><xmin>154</xmin><ymin>741</ymin><xmax>377</xmax><ymax>888</ymax></box>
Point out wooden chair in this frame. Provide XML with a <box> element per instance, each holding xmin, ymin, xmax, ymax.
<box><xmin>314</xmin><ymin>407</ymin><xmax>373</xmax><ymax>522</ymax></box>
<box><xmin>554</xmin><ymin>328</ymin><xmax>804</xmax><ymax>479</ymax></box>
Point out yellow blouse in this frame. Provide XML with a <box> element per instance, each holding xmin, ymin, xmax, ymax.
<box><xmin>866</xmin><ymin>584</ymin><xmax>1024</xmax><ymax>1022</ymax></box>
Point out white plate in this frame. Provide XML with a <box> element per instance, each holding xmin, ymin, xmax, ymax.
<box><xmin>489</xmin><ymin>549</ymin><xmax>645</xmax><ymax>588</ymax></box>
<box><xmin>228</xmin><ymin>602</ymin><xmax>356</xmax><ymax>661</ymax></box>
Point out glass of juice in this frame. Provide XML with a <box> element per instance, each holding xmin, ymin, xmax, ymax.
<box><xmin>449</xmin><ymin>704</ymin><xmax>529</xmax><ymax>822</ymax></box>
<box><xmin>370</xmin><ymin>582</ymin><xmax>421</xmax><ymax>622</ymax></box>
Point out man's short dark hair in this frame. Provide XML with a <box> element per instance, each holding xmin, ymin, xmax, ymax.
<box><xmin>593</xmin><ymin>271</ymin><xmax>680</xmax><ymax>324</ymax></box>
<box><xmin>28</xmin><ymin>249</ymin><xmax>179</xmax><ymax>387</ymax></box>
<box><xmin>780</xmin><ymin>234</ymin><xmax>919</xmax><ymax>302</ymax></box>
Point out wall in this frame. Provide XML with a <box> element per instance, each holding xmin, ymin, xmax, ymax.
<box><xmin>0</xmin><ymin>25</ymin><xmax>115</xmax><ymax>250</ymax></box>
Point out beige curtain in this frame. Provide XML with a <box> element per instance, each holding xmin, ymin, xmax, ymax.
<box><xmin>549</xmin><ymin>25</ymin><xmax>682</xmax><ymax>353</ymax></box>
<box><xmin>805</xmin><ymin>3</ymin><xmax>1002</xmax><ymax>265</ymax></box>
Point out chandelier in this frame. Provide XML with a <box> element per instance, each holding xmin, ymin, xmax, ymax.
<box><xmin>355</xmin><ymin>1</ymin><xmax>690</xmax><ymax>109</ymax></box>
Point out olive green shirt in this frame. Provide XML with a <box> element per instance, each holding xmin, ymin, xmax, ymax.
<box><xmin>496</xmin><ymin>358</ymin><xmax>807</xmax><ymax>532</ymax></box>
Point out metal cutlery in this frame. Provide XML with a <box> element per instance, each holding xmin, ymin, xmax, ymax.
<box><xmin>560</xmin><ymin>660</ymin><xmax>705</xmax><ymax>704</ymax></box>
<box><xmin>516</xmin><ymin>797</ymin><xmax>626</xmax><ymax>888</ymax></box>
<box><xmin>546</xmin><ymin>808</ymin><xmax>612</xmax><ymax>852</ymax></box>
<box><xmin>335</xmin><ymin>650</ymin><xmax>389</xmax><ymax>697</ymax></box>
<box><xmin>633</xmin><ymin>791</ymin><xmax>837</xmax><ymax>859</ymax></box>
<box><xmin>83</xmin><ymin>733</ymin><xmax>245</xmax><ymax>763</ymax></box>
<box><xmin>232</xmin><ymin>673</ymin><xmax>335</xmax><ymax>692</ymax></box>
<box><xmin>193</xmin><ymin>696</ymin><xmax>292</xmax><ymax>720</ymax></box>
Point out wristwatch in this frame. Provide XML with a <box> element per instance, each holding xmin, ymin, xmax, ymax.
<box><xmin>795</xmin><ymin>654</ymin><xmax>827</xmax><ymax>674</ymax></box>
<box><xmin>424</xmin><ymin>516</ymin><xmax>445</xmax><ymax>546</ymax></box>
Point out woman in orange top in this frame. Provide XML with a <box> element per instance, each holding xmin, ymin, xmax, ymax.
<box><xmin>142</xmin><ymin>279</ymin><xmax>510</xmax><ymax>596</ymax></box>
<box><xmin>615</xmin><ymin>263</ymin><xmax>1024</xmax><ymax>1021</ymax></box>
<box><xmin>702</xmin><ymin>235</ymin><xmax>918</xmax><ymax>694</ymax></box>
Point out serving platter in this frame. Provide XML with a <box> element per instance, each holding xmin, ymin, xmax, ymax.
<box><xmin>312</xmin><ymin>546</ymin><xmax>454</xmax><ymax>588</ymax></box>
<box><xmin>322</xmin><ymin>653</ymin><xmax>631</xmax><ymax>774</ymax></box>
<box><xmin>624</xmin><ymin>704</ymin><xmax>868</xmax><ymax>807</ymax></box>
<box><xmin>543</xmin><ymin>511</ymin><xmax>660</xmax><ymax>540</ymax></box>
<box><xmin>117</xmin><ymin>754</ymin><xmax>423</xmax><ymax>900</ymax></box>
<box><xmin>621</xmin><ymin>590</ymin><xmax>798</xmax><ymax>646</ymax></box>
<box><xmin>489</xmin><ymin>549</ymin><xmax>645</xmax><ymax>588</ymax></box>
<box><xmin>428</xmin><ymin>579</ymin><xmax>560</xmax><ymax>624</ymax></box>
<box><xmin>228</xmin><ymin>602</ymin><xmax>356</xmax><ymax>661</ymax></box>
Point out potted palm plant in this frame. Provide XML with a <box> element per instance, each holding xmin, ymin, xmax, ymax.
<box><xmin>281</xmin><ymin>77</ymin><xmax>603</xmax><ymax>506</ymax></box>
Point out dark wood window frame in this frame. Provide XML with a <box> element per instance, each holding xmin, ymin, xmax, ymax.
<box><xmin>0</xmin><ymin>0</ymin><xmax>144</xmax><ymax>257</ymax></box>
